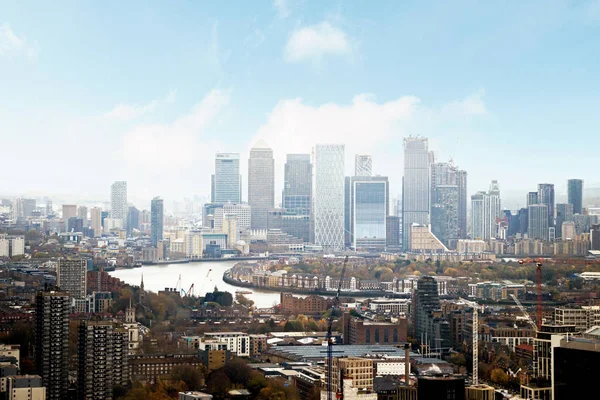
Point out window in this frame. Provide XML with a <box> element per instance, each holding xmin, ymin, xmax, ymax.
<box><xmin>366</xmin><ymin>329</ymin><xmax>370</xmax><ymax>343</ymax></box>
<box><xmin>393</xmin><ymin>328</ymin><xmax>398</xmax><ymax>342</ymax></box>
<box><xmin>375</xmin><ymin>328</ymin><xmax>380</xmax><ymax>343</ymax></box>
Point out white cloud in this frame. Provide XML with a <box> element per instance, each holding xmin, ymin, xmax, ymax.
<box><xmin>0</xmin><ymin>23</ymin><xmax>37</xmax><ymax>59</ymax></box>
<box><xmin>273</xmin><ymin>0</ymin><xmax>290</xmax><ymax>18</ymax></box>
<box><xmin>284</xmin><ymin>22</ymin><xmax>352</xmax><ymax>63</ymax></box>
<box><xmin>104</xmin><ymin>90</ymin><xmax>177</xmax><ymax>121</ymax></box>
<box><xmin>251</xmin><ymin>91</ymin><xmax>489</xmax><ymax>197</ymax></box>
<box><xmin>121</xmin><ymin>88</ymin><xmax>230</xmax><ymax>170</ymax></box>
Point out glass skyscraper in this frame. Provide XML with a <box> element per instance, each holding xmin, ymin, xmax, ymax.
<box><xmin>150</xmin><ymin>197</ymin><xmax>163</xmax><ymax>247</ymax></box>
<box><xmin>282</xmin><ymin>154</ymin><xmax>312</xmax><ymax>215</ymax></box>
<box><xmin>538</xmin><ymin>183</ymin><xmax>555</xmax><ymax>228</ymax></box>
<box><xmin>313</xmin><ymin>144</ymin><xmax>345</xmax><ymax>251</ymax></box>
<box><xmin>528</xmin><ymin>203</ymin><xmax>549</xmax><ymax>241</ymax></box>
<box><xmin>345</xmin><ymin>176</ymin><xmax>389</xmax><ymax>251</ymax></box>
<box><xmin>248</xmin><ymin>140</ymin><xmax>274</xmax><ymax>230</ymax></box>
<box><xmin>354</xmin><ymin>154</ymin><xmax>372</xmax><ymax>176</ymax></box>
<box><xmin>402</xmin><ymin>137</ymin><xmax>430</xmax><ymax>250</ymax></box>
<box><xmin>568</xmin><ymin>179</ymin><xmax>583</xmax><ymax>215</ymax></box>
<box><xmin>213</xmin><ymin>153</ymin><xmax>241</xmax><ymax>204</ymax></box>
<box><xmin>556</xmin><ymin>203</ymin><xmax>574</xmax><ymax>238</ymax></box>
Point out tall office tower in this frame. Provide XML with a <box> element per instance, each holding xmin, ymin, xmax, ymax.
<box><xmin>413</xmin><ymin>276</ymin><xmax>449</xmax><ymax>349</ymax></box>
<box><xmin>568</xmin><ymin>179</ymin><xmax>583</xmax><ymax>215</ymax></box>
<box><xmin>527</xmin><ymin>192</ymin><xmax>539</xmax><ymax>206</ymax></box>
<box><xmin>56</xmin><ymin>258</ymin><xmax>87</xmax><ymax>299</ymax></box>
<box><xmin>518</xmin><ymin>208</ymin><xmax>529</xmax><ymax>236</ymax></box>
<box><xmin>591</xmin><ymin>225</ymin><xmax>600</xmax><ymax>251</ymax></box>
<box><xmin>386</xmin><ymin>215</ymin><xmax>401</xmax><ymax>250</ymax></box>
<box><xmin>77</xmin><ymin>206</ymin><xmax>88</xmax><ymax>227</ymax></box>
<box><xmin>14</xmin><ymin>198</ymin><xmax>36</xmax><ymax>218</ymax></box>
<box><xmin>90</xmin><ymin>207</ymin><xmax>102</xmax><ymax>236</ymax></box>
<box><xmin>344</xmin><ymin>176</ymin><xmax>389</xmax><ymax>251</ymax></box>
<box><xmin>68</xmin><ymin>217</ymin><xmax>83</xmax><ymax>233</ymax></box>
<box><xmin>62</xmin><ymin>204</ymin><xmax>77</xmax><ymax>223</ymax></box>
<box><xmin>456</xmin><ymin>170</ymin><xmax>468</xmax><ymax>238</ymax></box>
<box><xmin>313</xmin><ymin>144</ymin><xmax>345</xmax><ymax>251</ymax></box>
<box><xmin>528</xmin><ymin>204</ymin><xmax>549</xmax><ymax>240</ymax></box>
<box><xmin>110</xmin><ymin>181</ymin><xmax>128</xmax><ymax>222</ymax></box>
<box><xmin>555</xmin><ymin>203</ymin><xmax>574</xmax><ymax>238</ymax></box>
<box><xmin>283</xmin><ymin>154</ymin><xmax>312</xmax><ymax>215</ymax></box>
<box><xmin>402</xmin><ymin>137</ymin><xmax>430</xmax><ymax>250</ymax></box>
<box><xmin>471</xmin><ymin>191</ymin><xmax>489</xmax><ymax>240</ymax></box>
<box><xmin>213</xmin><ymin>153</ymin><xmax>241</xmax><ymax>204</ymax></box>
<box><xmin>538</xmin><ymin>183</ymin><xmax>555</xmax><ymax>227</ymax></box>
<box><xmin>150</xmin><ymin>197</ymin><xmax>164</xmax><ymax>247</ymax></box>
<box><xmin>488</xmin><ymin>180</ymin><xmax>502</xmax><ymax>235</ymax></box>
<box><xmin>46</xmin><ymin>200</ymin><xmax>53</xmax><ymax>216</ymax></box>
<box><xmin>248</xmin><ymin>141</ymin><xmax>274</xmax><ymax>230</ymax></box>
<box><xmin>354</xmin><ymin>154</ymin><xmax>372</xmax><ymax>176</ymax></box>
<box><xmin>35</xmin><ymin>291</ymin><xmax>70</xmax><ymax>400</ymax></box>
<box><xmin>127</xmin><ymin>206</ymin><xmax>140</xmax><ymax>236</ymax></box>
<box><xmin>78</xmin><ymin>321</ymin><xmax>129</xmax><ymax>400</ymax></box>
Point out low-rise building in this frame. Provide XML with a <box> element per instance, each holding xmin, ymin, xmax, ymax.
<box><xmin>7</xmin><ymin>375</ymin><xmax>46</xmax><ymax>400</ymax></box>
<box><xmin>129</xmin><ymin>354</ymin><xmax>201</xmax><ymax>384</ymax></box>
<box><xmin>343</xmin><ymin>313</ymin><xmax>408</xmax><ymax>345</ymax></box>
<box><xmin>280</xmin><ymin>293</ymin><xmax>332</xmax><ymax>315</ymax></box>
<box><xmin>204</xmin><ymin>332</ymin><xmax>250</xmax><ymax>357</ymax></box>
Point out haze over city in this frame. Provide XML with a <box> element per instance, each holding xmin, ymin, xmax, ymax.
<box><xmin>2</xmin><ymin>0</ymin><xmax>600</xmax><ymax>209</ymax></box>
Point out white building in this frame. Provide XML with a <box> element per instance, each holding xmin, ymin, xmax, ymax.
<box><xmin>0</xmin><ymin>236</ymin><xmax>25</xmax><ymax>258</ymax></box>
<box><xmin>213</xmin><ymin>203</ymin><xmax>251</xmax><ymax>231</ymax></box>
<box><xmin>110</xmin><ymin>181</ymin><xmax>128</xmax><ymax>221</ymax></box>
<box><xmin>103</xmin><ymin>217</ymin><xmax>123</xmax><ymax>232</ymax></box>
<box><xmin>313</xmin><ymin>144</ymin><xmax>345</xmax><ymax>251</ymax></box>
<box><xmin>204</xmin><ymin>332</ymin><xmax>250</xmax><ymax>357</ymax></box>
<box><xmin>355</xmin><ymin>154</ymin><xmax>372</xmax><ymax>177</ymax></box>
<box><xmin>184</xmin><ymin>231</ymin><xmax>203</xmax><ymax>258</ymax></box>
<box><xmin>369</xmin><ymin>299</ymin><xmax>410</xmax><ymax>315</ymax></box>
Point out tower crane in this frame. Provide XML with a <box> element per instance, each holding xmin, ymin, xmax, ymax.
<box><xmin>509</xmin><ymin>294</ymin><xmax>537</xmax><ymax>332</ymax></box>
<box><xmin>326</xmin><ymin>256</ymin><xmax>348</xmax><ymax>400</ymax></box>
<box><xmin>518</xmin><ymin>258</ymin><xmax>543</xmax><ymax>330</ymax></box>
<box><xmin>459</xmin><ymin>298</ymin><xmax>484</xmax><ymax>386</ymax></box>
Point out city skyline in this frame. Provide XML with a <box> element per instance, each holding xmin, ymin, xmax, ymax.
<box><xmin>2</xmin><ymin>1</ymin><xmax>600</xmax><ymax>206</ymax></box>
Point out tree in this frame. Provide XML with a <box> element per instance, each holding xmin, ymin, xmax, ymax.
<box><xmin>170</xmin><ymin>365</ymin><xmax>204</xmax><ymax>391</ymax></box>
<box><xmin>490</xmin><ymin>368</ymin><xmax>509</xmax><ymax>385</ymax></box>
<box><xmin>236</xmin><ymin>293</ymin><xmax>254</xmax><ymax>308</ymax></box>
<box><xmin>449</xmin><ymin>353</ymin><xmax>466</xmax><ymax>367</ymax></box>
<box><xmin>223</xmin><ymin>358</ymin><xmax>253</xmax><ymax>385</ymax></box>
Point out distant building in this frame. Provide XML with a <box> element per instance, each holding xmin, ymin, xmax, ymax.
<box><xmin>409</xmin><ymin>225</ymin><xmax>447</xmax><ymax>252</ymax></box>
<box><xmin>567</xmin><ymin>179</ymin><xmax>583</xmax><ymax>215</ymax></box>
<box><xmin>204</xmin><ymin>332</ymin><xmax>250</xmax><ymax>357</ymax></box>
<box><xmin>6</xmin><ymin>375</ymin><xmax>46</xmax><ymax>400</ymax></box>
<box><xmin>198</xmin><ymin>349</ymin><xmax>231</xmax><ymax>373</ymax></box>
<box><xmin>345</xmin><ymin>176</ymin><xmax>389</xmax><ymax>251</ymax></box>
<box><xmin>127</xmin><ymin>206</ymin><xmax>140</xmax><ymax>236</ymax></box>
<box><xmin>324</xmin><ymin>357</ymin><xmax>375</xmax><ymax>397</ymax></box>
<box><xmin>470</xmin><ymin>181</ymin><xmax>501</xmax><ymax>241</ymax></box>
<box><xmin>591</xmin><ymin>224</ymin><xmax>600</xmax><ymax>251</ymax></box>
<box><xmin>56</xmin><ymin>258</ymin><xmax>87</xmax><ymax>299</ymax></box>
<box><xmin>343</xmin><ymin>313</ymin><xmax>407</xmax><ymax>345</ymax></box>
<box><xmin>355</xmin><ymin>154</ymin><xmax>372</xmax><ymax>176</ymax></box>
<box><xmin>402</xmin><ymin>137</ymin><xmax>430</xmax><ymax>250</ymax></box>
<box><xmin>528</xmin><ymin>204</ymin><xmax>549</xmax><ymax>241</ymax></box>
<box><xmin>0</xmin><ymin>235</ymin><xmax>25</xmax><ymax>258</ymax></box>
<box><xmin>213</xmin><ymin>153</ymin><xmax>241</xmax><ymax>204</ymax></box>
<box><xmin>313</xmin><ymin>144</ymin><xmax>345</xmax><ymax>251</ymax></box>
<box><xmin>151</xmin><ymin>197</ymin><xmax>163</xmax><ymax>247</ymax></box>
<box><xmin>179</xmin><ymin>392</ymin><xmax>213</xmax><ymax>400</ymax></box>
<box><xmin>248</xmin><ymin>140</ymin><xmax>274</xmax><ymax>230</ymax></box>
<box><xmin>35</xmin><ymin>291</ymin><xmax>70</xmax><ymax>400</ymax></box>
<box><xmin>90</xmin><ymin>207</ymin><xmax>102</xmax><ymax>237</ymax></box>
<box><xmin>280</xmin><ymin>293</ymin><xmax>332</xmax><ymax>315</ymax></box>
<box><xmin>129</xmin><ymin>354</ymin><xmax>200</xmax><ymax>385</ymax></box>
<box><xmin>62</xmin><ymin>205</ymin><xmax>77</xmax><ymax>225</ymax></box>
<box><xmin>282</xmin><ymin>154</ymin><xmax>312</xmax><ymax>216</ymax></box>
<box><xmin>538</xmin><ymin>183</ymin><xmax>555</xmax><ymax>228</ymax></box>
<box><xmin>553</xmin><ymin>337</ymin><xmax>600</xmax><ymax>400</ymax></box>
<box><xmin>527</xmin><ymin>192</ymin><xmax>538</xmax><ymax>206</ymax></box>
<box><xmin>110</xmin><ymin>181</ymin><xmax>128</xmax><ymax>223</ymax></box>
<box><xmin>385</xmin><ymin>216</ymin><xmax>401</xmax><ymax>250</ymax></box>
<box><xmin>413</xmin><ymin>276</ymin><xmax>450</xmax><ymax>351</ymax></box>
<box><xmin>555</xmin><ymin>203</ymin><xmax>573</xmax><ymax>238</ymax></box>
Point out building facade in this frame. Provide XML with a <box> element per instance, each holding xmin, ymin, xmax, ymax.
<box><xmin>567</xmin><ymin>179</ymin><xmax>583</xmax><ymax>215</ymax></box>
<box><xmin>555</xmin><ymin>203</ymin><xmax>573</xmax><ymax>239</ymax></box>
<box><xmin>283</xmin><ymin>154</ymin><xmax>312</xmax><ymax>221</ymax></box>
<box><xmin>355</xmin><ymin>154</ymin><xmax>372</xmax><ymax>177</ymax></box>
<box><xmin>151</xmin><ymin>197</ymin><xmax>164</xmax><ymax>247</ymax></box>
<box><xmin>343</xmin><ymin>313</ymin><xmax>408</xmax><ymax>345</ymax></box>
<box><xmin>110</xmin><ymin>181</ymin><xmax>128</xmax><ymax>222</ymax></box>
<box><xmin>528</xmin><ymin>204</ymin><xmax>549</xmax><ymax>241</ymax></box>
<box><xmin>402</xmin><ymin>137</ymin><xmax>430</xmax><ymax>250</ymax></box>
<box><xmin>56</xmin><ymin>258</ymin><xmax>87</xmax><ymax>299</ymax></box>
<box><xmin>213</xmin><ymin>153</ymin><xmax>241</xmax><ymax>204</ymax></box>
<box><xmin>313</xmin><ymin>144</ymin><xmax>345</xmax><ymax>251</ymax></box>
<box><xmin>248</xmin><ymin>141</ymin><xmax>274</xmax><ymax>230</ymax></box>
<box><xmin>35</xmin><ymin>291</ymin><xmax>70</xmax><ymax>400</ymax></box>
<box><xmin>345</xmin><ymin>176</ymin><xmax>389</xmax><ymax>251</ymax></box>
<box><xmin>538</xmin><ymin>183</ymin><xmax>555</xmax><ymax>228</ymax></box>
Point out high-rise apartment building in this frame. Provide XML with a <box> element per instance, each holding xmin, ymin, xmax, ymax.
<box><xmin>528</xmin><ymin>204</ymin><xmax>549</xmax><ymax>241</ymax></box>
<box><xmin>402</xmin><ymin>137</ymin><xmax>430</xmax><ymax>250</ymax></box>
<box><xmin>110</xmin><ymin>181</ymin><xmax>128</xmax><ymax>222</ymax></box>
<box><xmin>413</xmin><ymin>276</ymin><xmax>450</xmax><ymax>350</ymax></box>
<box><xmin>282</xmin><ymin>154</ymin><xmax>312</xmax><ymax>215</ymax></box>
<box><xmin>90</xmin><ymin>207</ymin><xmax>102</xmax><ymax>237</ymax></box>
<box><xmin>345</xmin><ymin>176</ymin><xmax>389</xmax><ymax>251</ymax></box>
<box><xmin>470</xmin><ymin>181</ymin><xmax>501</xmax><ymax>241</ymax></box>
<box><xmin>538</xmin><ymin>183</ymin><xmax>555</xmax><ymax>227</ymax></box>
<box><xmin>455</xmin><ymin>170</ymin><xmax>468</xmax><ymax>239</ymax></box>
<box><xmin>354</xmin><ymin>154</ymin><xmax>372</xmax><ymax>176</ymax></box>
<box><xmin>62</xmin><ymin>205</ymin><xmax>77</xmax><ymax>224</ymax></box>
<box><xmin>56</xmin><ymin>258</ymin><xmax>87</xmax><ymax>299</ymax></box>
<box><xmin>78</xmin><ymin>321</ymin><xmax>129</xmax><ymax>400</ymax></box>
<box><xmin>35</xmin><ymin>291</ymin><xmax>70</xmax><ymax>400</ymax></box>
<box><xmin>248</xmin><ymin>141</ymin><xmax>274</xmax><ymax>230</ymax></box>
<box><xmin>313</xmin><ymin>144</ymin><xmax>345</xmax><ymax>251</ymax></box>
<box><xmin>213</xmin><ymin>153</ymin><xmax>241</xmax><ymax>204</ymax></box>
<box><xmin>77</xmin><ymin>206</ymin><xmax>88</xmax><ymax>227</ymax></box>
<box><xmin>14</xmin><ymin>198</ymin><xmax>36</xmax><ymax>218</ymax></box>
<box><xmin>488</xmin><ymin>180</ymin><xmax>502</xmax><ymax>229</ymax></box>
<box><xmin>150</xmin><ymin>197</ymin><xmax>164</xmax><ymax>247</ymax></box>
<box><xmin>556</xmin><ymin>203</ymin><xmax>574</xmax><ymax>238</ymax></box>
<box><xmin>567</xmin><ymin>179</ymin><xmax>583</xmax><ymax>215</ymax></box>
<box><xmin>431</xmin><ymin>185</ymin><xmax>459</xmax><ymax>247</ymax></box>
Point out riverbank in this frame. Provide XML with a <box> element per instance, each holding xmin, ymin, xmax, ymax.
<box><xmin>222</xmin><ymin>270</ymin><xmax>403</xmax><ymax>298</ymax></box>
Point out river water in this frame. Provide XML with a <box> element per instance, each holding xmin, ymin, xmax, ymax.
<box><xmin>108</xmin><ymin>260</ymin><xmax>282</xmax><ymax>308</ymax></box>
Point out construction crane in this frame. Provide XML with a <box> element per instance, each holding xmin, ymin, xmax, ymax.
<box><xmin>326</xmin><ymin>256</ymin><xmax>349</xmax><ymax>400</ymax></box>
<box><xmin>510</xmin><ymin>294</ymin><xmax>538</xmax><ymax>332</ymax></box>
<box><xmin>175</xmin><ymin>274</ymin><xmax>182</xmax><ymax>292</ymax></box>
<box><xmin>459</xmin><ymin>298</ymin><xmax>484</xmax><ymax>386</ymax></box>
<box><xmin>206</xmin><ymin>268</ymin><xmax>212</xmax><ymax>278</ymax></box>
<box><xmin>518</xmin><ymin>258</ymin><xmax>543</xmax><ymax>330</ymax></box>
<box><xmin>181</xmin><ymin>283</ymin><xmax>194</xmax><ymax>297</ymax></box>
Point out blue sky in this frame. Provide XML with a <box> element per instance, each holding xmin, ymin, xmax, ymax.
<box><xmin>1</xmin><ymin>0</ymin><xmax>599</xmax><ymax>209</ymax></box>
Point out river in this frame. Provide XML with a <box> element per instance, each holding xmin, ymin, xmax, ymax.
<box><xmin>108</xmin><ymin>260</ymin><xmax>282</xmax><ymax>308</ymax></box>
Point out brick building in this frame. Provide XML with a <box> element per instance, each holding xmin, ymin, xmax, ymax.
<box><xmin>343</xmin><ymin>313</ymin><xmax>407</xmax><ymax>345</ymax></box>
<box><xmin>279</xmin><ymin>293</ymin><xmax>332</xmax><ymax>315</ymax></box>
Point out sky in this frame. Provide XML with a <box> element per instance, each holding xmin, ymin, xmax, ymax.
<box><xmin>1</xmin><ymin>0</ymin><xmax>600</xmax><ymax>210</ymax></box>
